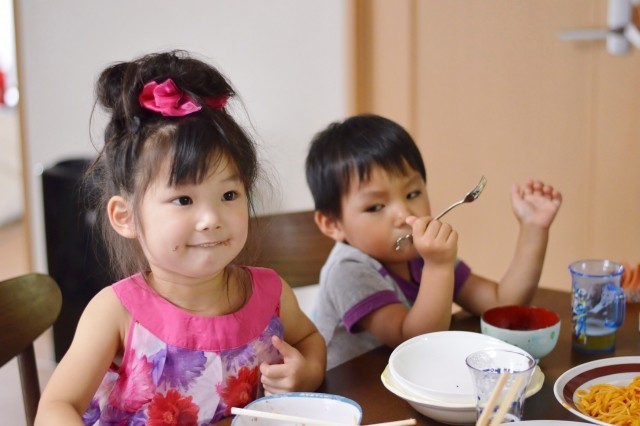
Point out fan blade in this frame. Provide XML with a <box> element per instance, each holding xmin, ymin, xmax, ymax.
<box><xmin>624</xmin><ymin>23</ymin><xmax>640</xmax><ymax>47</ymax></box>
<box><xmin>557</xmin><ymin>29</ymin><xmax>609</xmax><ymax>41</ymax></box>
<box><xmin>558</xmin><ymin>29</ymin><xmax>609</xmax><ymax>41</ymax></box>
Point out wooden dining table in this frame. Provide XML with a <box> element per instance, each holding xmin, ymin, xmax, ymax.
<box><xmin>218</xmin><ymin>288</ymin><xmax>640</xmax><ymax>425</ymax></box>
<box><xmin>319</xmin><ymin>288</ymin><xmax>640</xmax><ymax>424</ymax></box>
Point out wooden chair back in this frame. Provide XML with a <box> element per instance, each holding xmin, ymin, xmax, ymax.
<box><xmin>245</xmin><ymin>210</ymin><xmax>334</xmax><ymax>288</ymax></box>
<box><xmin>0</xmin><ymin>273</ymin><xmax>62</xmax><ymax>426</ymax></box>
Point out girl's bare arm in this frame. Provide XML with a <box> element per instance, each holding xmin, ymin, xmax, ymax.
<box><xmin>35</xmin><ymin>288</ymin><xmax>127</xmax><ymax>426</ymax></box>
<box><xmin>260</xmin><ymin>279</ymin><xmax>326</xmax><ymax>393</ymax></box>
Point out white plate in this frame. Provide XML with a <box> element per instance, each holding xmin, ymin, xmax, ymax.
<box><xmin>381</xmin><ymin>364</ymin><xmax>544</xmax><ymax>425</ymax></box>
<box><xmin>389</xmin><ymin>331</ymin><xmax>532</xmax><ymax>404</ymax></box>
<box><xmin>553</xmin><ymin>356</ymin><xmax>640</xmax><ymax>426</ymax></box>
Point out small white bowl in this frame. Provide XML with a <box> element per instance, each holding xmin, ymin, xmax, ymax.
<box><xmin>230</xmin><ymin>392</ymin><xmax>363</xmax><ymax>425</ymax></box>
<box><xmin>381</xmin><ymin>364</ymin><xmax>544</xmax><ymax>425</ymax></box>
<box><xmin>388</xmin><ymin>331</ymin><xmax>530</xmax><ymax>404</ymax></box>
<box><xmin>481</xmin><ymin>305</ymin><xmax>561</xmax><ymax>360</ymax></box>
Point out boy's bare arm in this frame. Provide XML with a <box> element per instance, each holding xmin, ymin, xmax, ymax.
<box><xmin>360</xmin><ymin>260</ymin><xmax>455</xmax><ymax>348</ymax></box>
<box><xmin>456</xmin><ymin>224</ymin><xmax>549</xmax><ymax>315</ymax></box>
<box><xmin>360</xmin><ymin>218</ymin><xmax>458</xmax><ymax>347</ymax></box>
<box><xmin>456</xmin><ymin>180</ymin><xmax>562</xmax><ymax>315</ymax></box>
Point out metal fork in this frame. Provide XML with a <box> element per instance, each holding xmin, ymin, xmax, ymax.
<box><xmin>394</xmin><ymin>175</ymin><xmax>487</xmax><ymax>251</ymax></box>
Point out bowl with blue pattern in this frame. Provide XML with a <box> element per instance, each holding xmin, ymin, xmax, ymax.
<box><xmin>231</xmin><ymin>392</ymin><xmax>362</xmax><ymax>425</ymax></box>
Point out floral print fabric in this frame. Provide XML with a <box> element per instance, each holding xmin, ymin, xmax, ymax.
<box><xmin>83</xmin><ymin>268</ymin><xmax>284</xmax><ymax>425</ymax></box>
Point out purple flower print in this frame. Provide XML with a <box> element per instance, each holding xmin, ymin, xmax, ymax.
<box><xmin>97</xmin><ymin>404</ymin><xmax>130</xmax><ymax>425</ymax></box>
<box><xmin>159</xmin><ymin>345</ymin><xmax>206</xmax><ymax>390</ymax></box>
<box><xmin>128</xmin><ymin>411</ymin><xmax>148</xmax><ymax>426</ymax></box>
<box><xmin>253</xmin><ymin>318</ymin><xmax>284</xmax><ymax>359</ymax></box>
<box><xmin>221</xmin><ymin>317</ymin><xmax>285</xmax><ymax>372</ymax></box>
<box><xmin>265</xmin><ymin>316</ymin><xmax>284</xmax><ymax>339</ymax></box>
<box><xmin>81</xmin><ymin>398</ymin><xmax>100</xmax><ymax>425</ymax></box>
<box><xmin>149</xmin><ymin>346</ymin><xmax>167</xmax><ymax>385</ymax></box>
<box><xmin>222</xmin><ymin>345</ymin><xmax>256</xmax><ymax>371</ymax></box>
<box><xmin>210</xmin><ymin>403</ymin><xmax>227</xmax><ymax>424</ymax></box>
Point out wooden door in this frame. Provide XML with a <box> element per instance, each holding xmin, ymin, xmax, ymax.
<box><xmin>355</xmin><ymin>0</ymin><xmax>640</xmax><ymax>292</ymax></box>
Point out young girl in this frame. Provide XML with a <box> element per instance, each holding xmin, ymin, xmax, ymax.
<box><xmin>36</xmin><ymin>50</ymin><xmax>326</xmax><ymax>425</ymax></box>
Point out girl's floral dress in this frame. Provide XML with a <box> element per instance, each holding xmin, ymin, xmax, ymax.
<box><xmin>82</xmin><ymin>267</ymin><xmax>284</xmax><ymax>426</ymax></box>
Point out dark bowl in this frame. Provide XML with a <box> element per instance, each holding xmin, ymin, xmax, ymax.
<box><xmin>482</xmin><ymin>305</ymin><xmax>560</xmax><ymax>330</ymax></box>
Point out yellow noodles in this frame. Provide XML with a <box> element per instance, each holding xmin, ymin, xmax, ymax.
<box><xmin>576</xmin><ymin>375</ymin><xmax>640</xmax><ymax>426</ymax></box>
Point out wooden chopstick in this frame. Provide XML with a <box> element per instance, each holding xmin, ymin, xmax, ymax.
<box><xmin>488</xmin><ymin>375</ymin><xmax>526</xmax><ymax>426</ymax></box>
<box><xmin>231</xmin><ymin>407</ymin><xmax>416</xmax><ymax>426</ymax></box>
<box><xmin>475</xmin><ymin>372</ymin><xmax>509</xmax><ymax>426</ymax></box>
<box><xmin>364</xmin><ymin>419</ymin><xmax>416</xmax><ymax>426</ymax></box>
<box><xmin>231</xmin><ymin>407</ymin><xmax>348</xmax><ymax>425</ymax></box>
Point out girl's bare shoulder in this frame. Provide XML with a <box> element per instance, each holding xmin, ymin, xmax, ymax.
<box><xmin>79</xmin><ymin>285</ymin><xmax>130</xmax><ymax>336</ymax></box>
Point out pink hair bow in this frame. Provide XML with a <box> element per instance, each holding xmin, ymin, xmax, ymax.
<box><xmin>139</xmin><ymin>78</ymin><xmax>228</xmax><ymax>116</ymax></box>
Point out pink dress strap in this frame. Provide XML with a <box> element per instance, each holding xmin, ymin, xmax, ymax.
<box><xmin>112</xmin><ymin>267</ymin><xmax>282</xmax><ymax>351</ymax></box>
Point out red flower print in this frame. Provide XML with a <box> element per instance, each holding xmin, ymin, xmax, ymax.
<box><xmin>147</xmin><ymin>389</ymin><xmax>199</xmax><ymax>426</ymax></box>
<box><xmin>108</xmin><ymin>351</ymin><xmax>155</xmax><ymax>412</ymax></box>
<box><xmin>218</xmin><ymin>366</ymin><xmax>260</xmax><ymax>415</ymax></box>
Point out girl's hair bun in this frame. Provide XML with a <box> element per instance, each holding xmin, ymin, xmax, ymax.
<box><xmin>95</xmin><ymin>62</ymin><xmax>131</xmax><ymax>112</ymax></box>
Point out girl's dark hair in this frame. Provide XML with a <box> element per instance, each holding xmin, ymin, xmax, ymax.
<box><xmin>86</xmin><ymin>50</ymin><xmax>258</xmax><ymax>278</ymax></box>
<box><xmin>305</xmin><ymin>114</ymin><xmax>426</xmax><ymax>219</ymax></box>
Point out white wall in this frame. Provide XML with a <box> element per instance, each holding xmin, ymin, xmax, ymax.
<box><xmin>0</xmin><ymin>0</ymin><xmax>16</xmax><ymax>85</ymax></box>
<box><xmin>15</xmin><ymin>0</ymin><xmax>350</xmax><ymax>272</ymax></box>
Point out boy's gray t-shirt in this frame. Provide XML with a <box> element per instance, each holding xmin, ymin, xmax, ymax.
<box><xmin>313</xmin><ymin>241</ymin><xmax>471</xmax><ymax>370</ymax></box>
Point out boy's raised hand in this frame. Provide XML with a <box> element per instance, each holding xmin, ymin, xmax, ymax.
<box><xmin>406</xmin><ymin>215</ymin><xmax>457</xmax><ymax>265</ymax></box>
<box><xmin>511</xmin><ymin>179</ymin><xmax>562</xmax><ymax>229</ymax></box>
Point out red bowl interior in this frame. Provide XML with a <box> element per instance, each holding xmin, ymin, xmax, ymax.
<box><xmin>482</xmin><ymin>305</ymin><xmax>560</xmax><ymax>331</ymax></box>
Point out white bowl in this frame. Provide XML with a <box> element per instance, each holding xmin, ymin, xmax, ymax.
<box><xmin>381</xmin><ymin>364</ymin><xmax>544</xmax><ymax>425</ymax></box>
<box><xmin>388</xmin><ymin>331</ymin><xmax>531</xmax><ymax>404</ymax></box>
<box><xmin>230</xmin><ymin>392</ymin><xmax>363</xmax><ymax>425</ymax></box>
<box><xmin>481</xmin><ymin>305</ymin><xmax>561</xmax><ymax>360</ymax></box>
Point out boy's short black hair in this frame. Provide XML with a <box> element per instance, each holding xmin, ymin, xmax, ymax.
<box><xmin>305</xmin><ymin>114</ymin><xmax>427</xmax><ymax>219</ymax></box>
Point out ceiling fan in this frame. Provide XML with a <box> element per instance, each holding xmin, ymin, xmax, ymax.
<box><xmin>558</xmin><ymin>0</ymin><xmax>640</xmax><ymax>55</ymax></box>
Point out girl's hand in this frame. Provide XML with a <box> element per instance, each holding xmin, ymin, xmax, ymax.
<box><xmin>406</xmin><ymin>215</ymin><xmax>457</xmax><ymax>265</ymax></box>
<box><xmin>511</xmin><ymin>179</ymin><xmax>562</xmax><ymax>229</ymax></box>
<box><xmin>259</xmin><ymin>336</ymin><xmax>320</xmax><ymax>394</ymax></box>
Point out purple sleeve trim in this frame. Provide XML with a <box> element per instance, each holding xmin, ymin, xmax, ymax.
<box><xmin>454</xmin><ymin>260</ymin><xmax>471</xmax><ymax>296</ymax></box>
<box><xmin>343</xmin><ymin>290</ymin><xmax>400</xmax><ymax>333</ymax></box>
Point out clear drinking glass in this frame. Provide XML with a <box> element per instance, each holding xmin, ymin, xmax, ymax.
<box><xmin>466</xmin><ymin>349</ymin><xmax>536</xmax><ymax>423</ymax></box>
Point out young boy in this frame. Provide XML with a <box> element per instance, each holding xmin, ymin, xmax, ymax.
<box><xmin>305</xmin><ymin>114</ymin><xmax>562</xmax><ymax>369</ymax></box>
